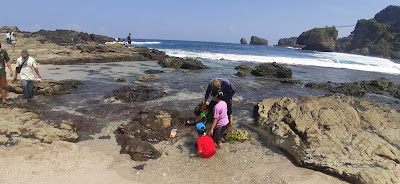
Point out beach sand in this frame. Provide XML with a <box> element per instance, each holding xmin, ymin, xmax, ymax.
<box><xmin>0</xmin><ymin>124</ymin><xmax>347</xmax><ymax>184</ymax></box>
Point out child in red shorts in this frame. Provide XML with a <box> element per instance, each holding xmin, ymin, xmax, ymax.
<box><xmin>189</xmin><ymin>123</ymin><xmax>216</xmax><ymax>158</ymax></box>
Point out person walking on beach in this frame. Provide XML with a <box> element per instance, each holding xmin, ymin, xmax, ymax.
<box><xmin>188</xmin><ymin>78</ymin><xmax>236</xmax><ymax>128</ymax></box>
<box><xmin>189</xmin><ymin>123</ymin><xmax>216</xmax><ymax>158</ymax></box>
<box><xmin>5</xmin><ymin>31</ymin><xmax>11</xmax><ymax>44</ymax></box>
<box><xmin>10</xmin><ymin>32</ymin><xmax>16</xmax><ymax>52</ymax></box>
<box><xmin>0</xmin><ymin>43</ymin><xmax>14</xmax><ymax>105</ymax></box>
<box><xmin>13</xmin><ymin>49</ymin><xmax>42</xmax><ymax>103</ymax></box>
<box><xmin>208</xmin><ymin>90</ymin><xmax>230</xmax><ymax>148</ymax></box>
<box><xmin>127</xmin><ymin>33</ymin><xmax>132</xmax><ymax>45</ymax></box>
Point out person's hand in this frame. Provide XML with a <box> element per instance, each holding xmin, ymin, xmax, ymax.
<box><xmin>189</xmin><ymin>153</ymin><xmax>196</xmax><ymax>157</ymax></box>
<box><xmin>201</xmin><ymin>101</ymin><xmax>207</xmax><ymax>110</ymax></box>
<box><xmin>9</xmin><ymin>71</ymin><xmax>13</xmax><ymax>77</ymax></box>
<box><xmin>208</xmin><ymin>129</ymin><xmax>213</xmax><ymax>136</ymax></box>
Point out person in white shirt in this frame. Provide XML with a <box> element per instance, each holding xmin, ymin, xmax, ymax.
<box><xmin>5</xmin><ymin>31</ymin><xmax>10</xmax><ymax>44</ymax></box>
<box><xmin>13</xmin><ymin>49</ymin><xmax>42</xmax><ymax>103</ymax></box>
<box><xmin>10</xmin><ymin>32</ymin><xmax>16</xmax><ymax>52</ymax></box>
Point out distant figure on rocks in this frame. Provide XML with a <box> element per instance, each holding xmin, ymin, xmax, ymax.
<box><xmin>10</xmin><ymin>32</ymin><xmax>16</xmax><ymax>52</ymax></box>
<box><xmin>0</xmin><ymin>43</ymin><xmax>14</xmax><ymax>105</ymax></box>
<box><xmin>189</xmin><ymin>123</ymin><xmax>216</xmax><ymax>158</ymax></box>
<box><xmin>13</xmin><ymin>49</ymin><xmax>42</xmax><ymax>103</ymax></box>
<box><xmin>127</xmin><ymin>33</ymin><xmax>132</xmax><ymax>45</ymax></box>
<box><xmin>5</xmin><ymin>31</ymin><xmax>11</xmax><ymax>44</ymax></box>
<box><xmin>187</xmin><ymin>78</ymin><xmax>237</xmax><ymax>128</ymax></box>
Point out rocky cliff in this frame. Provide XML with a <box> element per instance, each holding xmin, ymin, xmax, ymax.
<box><xmin>275</xmin><ymin>37</ymin><xmax>305</xmax><ymax>48</ymax></box>
<box><xmin>250</xmin><ymin>36</ymin><xmax>268</xmax><ymax>46</ymax></box>
<box><xmin>297</xmin><ymin>27</ymin><xmax>338</xmax><ymax>52</ymax></box>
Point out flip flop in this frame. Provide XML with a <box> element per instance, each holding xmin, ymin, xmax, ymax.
<box><xmin>2</xmin><ymin>101</ymin><xmax>12</xmax><ymax>105</ymax></box>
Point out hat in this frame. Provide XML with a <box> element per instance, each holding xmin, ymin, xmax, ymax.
<box><xmin>195</xmin><ymin>123</ymin><xmax>206</xmax><ymax>132</ymax></box>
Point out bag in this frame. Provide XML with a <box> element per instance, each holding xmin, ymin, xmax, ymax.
<box><xmin>16</xmin><ymin>57</ymin><xmax>28</xmax><ymax>74</ymax></box>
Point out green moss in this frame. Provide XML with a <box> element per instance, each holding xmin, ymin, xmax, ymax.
<box><xmin>236</xmin><ymin>71</ymin><xmax>247</xmax><ymax>77</ymax></box>
<box><xmin>225</xmin><ymin>129</ymin><xmax>250</xmax><ymax>142</ymax></box>
<box><xmin>235</xmin><ymin>65</ymin><xmax>253</xmax><ymax>71</ymax></box>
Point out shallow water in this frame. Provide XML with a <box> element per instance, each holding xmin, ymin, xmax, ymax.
<box><xmin>21</xmin><ymin>58</ymin><xmax>400</xmax><ymax>140</ymax></box>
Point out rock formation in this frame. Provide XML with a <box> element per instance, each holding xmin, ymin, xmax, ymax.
<box><xmin>297</xmin><ymin>27</ymin><xmax>338</xmax><ymax>52</ymax></box>
<box><xmin>8</xmin><ymin>79</ymin><xmax>84</xmax><ymax>96</ymax></box>
<box><xmin>374</xmin><ymin>5</ymin><xmax>400</xmax><ymax>24</ymax></box>
<box><xmin>275</xmin><ymin>37</ymin><xmax>305</xmax><ymax>48</ymax></box>
<box><xmin>254</xmin><ymin>94</ymin><xmax>400</xmax><ymax>184</ymax></box>
<box><xmin>240</xmin><ymin>38</ymin><xmax>248</xmax><ymax>44</ymax></box>
<box><xmin>158</xmin><ymin>57</ymin><xmax>207</xmax><ymax>70</ymax></box>
<box><xmin>250</xmin><ymin>36</ymin><xmax>268</xmax><ymax>46</ymax></box>
<box><xmin>104</xmin><ymin>85</ymin><xmax>165</xmax><ymax>103</ymax></box>
<box><xmin>27</xmin><ymin>29</ymin><xmax>115</xmax><ymax>44</ymax></box>
<box><xmin>251</xmin><ymin>62</ymin><xmax>292</xmax><ymax>78</ymax></box>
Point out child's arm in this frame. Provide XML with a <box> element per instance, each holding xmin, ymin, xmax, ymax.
<box><xmin>189</xmin><ymin>150</ymin><xmax>203</xmax><ymax>157</ymax></box>
<box><xmin>209</xmin><ymin>118</ymin><xmax>218</xmax><ymax>136</ymax></box>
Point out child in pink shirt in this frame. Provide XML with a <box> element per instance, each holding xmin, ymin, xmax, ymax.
<box><xmin>208</xmin><ymin>90</ymin><xmax>229</xmax><ymax>148</ymax></box>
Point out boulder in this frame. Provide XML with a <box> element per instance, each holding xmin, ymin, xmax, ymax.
<box><xmin>250</xmin><ymin>36</ymin><xmax>268</xmax><ymax>46</ymax></box>
<box><xmin>240</xmin><ymin>38</ymin><xmax>248</xmax><ymax>44</ymax></box>
<box><xmin>144</xmin><ymin>69</ymin><xmax>164</xmax><ymax>74</ymax></box>
<box><xmin>251</xmin><ymin>62</ymin><xmax>292</xmax><ymax>78</ymax></box>
<box><xmin>0</xmin><ymin>108</ymin><xmax>79</xmax><ymax>146</ymax></box>
<box><xmin>104</xmin><ymin>85</ymin><xmax>165</xmax><ymax>103</ymax></box>
<box><xmin>225</xmin><ymin>129</ymin><xmax>250</xmax><ymax>142</ymax></box>
<box><xmin>374</xmin><ymin>5</ymin><xmax>400</xmax><ymax>24</ymax></box>
<box><xmin>297</xmin><ymin>27</ymin><xmax>338</xmax><ymax>52</ymax></box>
<box><xmin>275</xmin><ymin>37</ymin><xmax>305</xmax><ymax>48</ymax></box>
<box><xmin>8</xmin><ymin>79</ymin><xmax>84</xmax><ymax>96</ymax></box>
<box><xmin>235</xmin><ymin>65</ymin><xmax>253</xmax><ymax>72</ymax></box>
<box><xmin>29</xmin><ymin>29</ymin><xmax>115</xmax><ymax>44</ymax></box>
<box><xmin>115</xmin><ymin>110</ymin><xmax>196</xmax><ymax>161</ymax></box>
<box><xmin>158</xmin><ymin>57</ymin><xmax>207</xmax><ymax>70</ymax></box>
<box><xmin>255</xmin><ymin>94</ymin><xmax>400</xmax><ymax>184</ymax></box>
<box><xmin>137</xmin><ymin>76</ymin><xmax>159</xmax><ymax>82</ymax></box>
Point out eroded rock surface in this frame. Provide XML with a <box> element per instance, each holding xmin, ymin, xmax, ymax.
<box><xmin>255</xmin><ymin>94</ymin><xmax>400</xmax><ymax>184</ymax></box>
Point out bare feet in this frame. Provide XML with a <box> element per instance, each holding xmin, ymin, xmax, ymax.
<box><xmin>186</xmin><ymin>120</ymin><xmax>197</xmax><ymax>125</ymax></box>
<box><xmin>2</xmin><ymin>101</ymin><xmax>11</xmax><ymax>105</ymax></box>
<box><xmin>23</xmin><ymin>99</ymin><xmax>28</xmax><ymax>103</ymax></box>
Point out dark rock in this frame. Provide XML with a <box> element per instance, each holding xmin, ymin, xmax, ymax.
<box><xmin>115</xmin><ymin>78</ymin><xmax>127</xmax><ymax>82</ymax></box>
<box><xmin>374</xmin><ymin>5</ymin><xmax>400</xmax><ymax>24</ymax></box>
<box><xmin>30</xmin><ymin>29</ymin><xmax>115</xmax><ymax>44</ymax></box>
<box><xmin>9</xmin><ymin>79</ymin><xmax>84</xmax><ymax>96</ymax></box>
<box><xmin>158</xmin><ymin>57</ymin><xmax>207</xmax><ymax>70</ymax></box>
<box><xmin>350</xmin><ymin>47</ymin><xmax>370</xmax><ymax>56</ymax></box>
<box><xmin>235</xmin><ymin>65</ymin><xmax>253</xmax><ymax>71</ymax></box>
<box><xmin>240</xmin><ymin>38</ymin><xmax>248</xmax><ymax>44</ymax></box>
<box><xmin>251</xmin><ymin>62</ymin><xmax>292</xmax><ymax>78</ymax></box>
<box><xmin>144</xmin><ymin>69</ymin><xmax>164</xmax><ymax>74</ymax></box>
<box><xmin>250</xmin><ymin>36</ymin><xmax>268</xmax><ymax>46</ymax></box>
<box><xmin>278</xmin><ymin>79</ymin><xmax>302</xmax><ymax>86</ymax></box>
<box><xmin>236</xmin><ymin>71</ymin><xmax>247</xmax><ymax>77</ymax></box>
<box><xmin>104</xmin><ymin>85</ymin><xmax>165</xmax><ymax>103</ymax></box>
<box><xmin>297</xmin><ymin>27</ymin><xmax>338</xmax><ymax>52</ymax></box>
<box><xmin>335</xmin><ymin>36</ymin><xmax>353</xmax><ymax>52</ymax></box>
<box><xmin>275</xmin><ymin>37</ymin><xmax>305</xmax><ymax>48</ymax></box>
<box><xmin>390</xmin><ymin>50</ymin><xmax>400</xmax><ymax>59</ymax></box>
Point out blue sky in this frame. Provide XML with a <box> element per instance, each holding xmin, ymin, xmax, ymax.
<box><xmin>3</xmin><ymin>0</ymin><xmax>400</xmax><ymax>44</ymax></box>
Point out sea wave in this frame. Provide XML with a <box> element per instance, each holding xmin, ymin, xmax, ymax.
<box><xmin>132</xmin><ymin>41</ymin><xmax>161</xmax><ymax>45</ymax></box>
<box><xmin>162</xmin><ymin>49</ymin><xmax>400</xmax><ymax>74</ymax></box>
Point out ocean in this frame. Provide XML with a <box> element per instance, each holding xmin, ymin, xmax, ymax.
<box><xmin>35</xmin><ymin>39</ymin><xmax>400</xmax><ymax>137</ymax></box>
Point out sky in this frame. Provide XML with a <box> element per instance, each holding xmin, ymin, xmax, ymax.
<box><xmin>3</xmin><ymin>0</ymin><xmax>400</xmax><ymax>45</ymax></box>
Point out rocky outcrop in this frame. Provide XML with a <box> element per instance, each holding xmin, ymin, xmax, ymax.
<box><xmin>374</xmin><ymin>5</ymin><xmax>400</xmax><ymax>24</ymax></box>
<box><xmin>297</xmin><ymin>27</ymin><xmax>338</xmax><ymax>52</ymax></box>
<box><xmin>335</xmin><ymin>36</ymin><xmax>353</xmax><ymax>52</ymax></box>
<box><xmin>28</xmin><ymin>29</ymin><xmax>115</xmax><ymax>44</ymax></box>
<box><xmin>305</xmin><ymin>78</ymin><xmax>400</xmax><ymax>99</ymax></box>
<box><xmin>115</xmin><ymin>110</ymin><xmax>195</xmax><ymax>161</ymax></box>
<box><xmin>251</xmin><ymin>62</ymin><xmax>292</xmax><ymax>78</ymax></box>
<box><xmin>240</xmin><ymin>38</ymin><xmax>248</xmax><ymax>44</ymax></box>
<box><xmin>8</xmin><ymin>79</ymin><xmax>84</xmax><ymax>96</ymax></box>
<box><xmin>0</xmin><ymin>26</ymin><xmax>21</xmax><ymax>33</ymax></box>
<box><xmin>104</xmin><ymin>85</ymin><xmax>165</xmax><ymax>103</ymax></box>
<box><xmin>250</xmin><ymin>36</ymin><xmax>268</xmax><ymax>46</ymax></box>
<box><xmin>158</xmin><ymin>57</ymin><xmax>207</xmax><ymax>70</ymax></box>
<box><xmin>275</xmin><ymin>37</ymin><xmax>305</xmax><ymax>48</ymax></box>
<box><xmin>0</xmin><ymin>108</ymin><xmax>79</xmax><ymax>146</ymax></box>
<box><xmin>255</xmin><ymin>94</ymin><xmax>400</xmax><ymax>184</ymax></box>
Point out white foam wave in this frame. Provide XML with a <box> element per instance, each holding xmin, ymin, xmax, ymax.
<box><xmin>162</xmin><ymin>49</ymin><xmax>400</xmax><ymax>74</ymax></box>
<box><xmin>132</xmin><ymin>41</ymin><xmax>161</xmax><ymax>45</ymax></box>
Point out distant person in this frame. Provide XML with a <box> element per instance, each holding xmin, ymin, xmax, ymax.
<box><xmin>127</xmin><ymin>33</ymin><xmax>132</xmax><ymax>45</ymax></box>
<box><xmin>10</xmin><ymin>32</ymin><xmax>16</xmax><ymax>52</ymax></box>
<box><xmin>208</xmin><ymin>90</ymin><xmax>229</xmax><ymax>149</ymax></box>
<box><xmin>0</xmin><ymin>43</ymin><xmax>14</xmax><ymax>105</ymax></box>
<box><xmin>187</xmin><ymin>78</ymin><xmax>236</xmax><ymax>128</ymax></box>
<box><xmin>13</xmin><ymin>49</ymin><xmax>42</xmax><ymax>103</ymax></box>
<box><xmin>189</xmin><ymin>123</ymin><xmax>216</xmax><ymax>158</ymax></box>
<box><xmin>5</xmin><ymin>31</ymin><xmax>11</xmax><ymax>44</ymax></box>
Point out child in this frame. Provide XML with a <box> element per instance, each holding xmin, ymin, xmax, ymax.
<box><xmin>189</xmin><ymin>123</ymin><xmax>216</xmax><ymax>158</ymax></box>
<box><xmin>208</xmin><ymin>90</ymin><xmax>229</xmax><ymax>148</ymax></box>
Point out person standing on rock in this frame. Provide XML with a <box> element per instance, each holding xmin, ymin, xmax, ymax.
<box><xmin>13</xmin><ymin>49</ymin><xmax>42</xmax><ymax>103</ymax></box>
<box><xmin>5</xmin><ymin>31</ymin><xmax>11</xmax><ymax>44</ymax></box>
<box><xmin>10</xmin><ymin>32</ymin><xmax>16</xmax><ymax>52</ymax></box>
<box><xmin>0</xmin><ymin>43</ymin><xmax>14</xmax><ymax>105</ymax></box>
<box><xmin>187</xmin><ymin>78</ymin><xmax>236</xmax><ymax>128</ymax></box>
<box><xmin>127</xmin><ymin>33</ymin><xmax>132</xmax><ymax>45</ymax></box>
